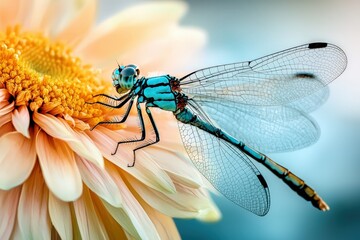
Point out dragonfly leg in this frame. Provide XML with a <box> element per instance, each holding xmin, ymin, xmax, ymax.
<box><xmin>86</xmin><ymin>93</ymin><xmax>130</xmax><ymax>107</ymax></box>
<box><xmin>128</xmin><ymin>105</ymin><xmax>160</xmax><ymax>167</ymax></box>
<box><xmin>91</xmin><ymin>97</ymin><xmax>135</xmax><ymax>130</ymax></box>
<box><xmin>112</xmin><ymin>100</ymin><xmax>146</xmax><ymax>156</ymax></box>
<box><xmin>92</xmin><ymin>93</ymin><xmax>128</xmax><ymax>101</ymax></box>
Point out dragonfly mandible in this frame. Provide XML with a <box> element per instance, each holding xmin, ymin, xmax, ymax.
<box><xmin>90</xmin><ymin>42</ymin><xmax>347</xmax><ymax>216</ymax></box>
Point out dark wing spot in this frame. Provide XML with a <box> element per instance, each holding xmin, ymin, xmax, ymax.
<box><xmin>308</xmin><ymin>42</ymin><xmax>328</xmax><ymax>49</ymax></box>
<box><xmin>257</xmin><ymin>174</ymin><xmax>268</xmax><ymax>188</ymax></box>
<box><xmin>295</xmin><ymin>72</ymin><xmax>316</xmax><ymax>79</ymax></box>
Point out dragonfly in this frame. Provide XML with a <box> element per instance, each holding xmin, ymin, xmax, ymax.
<box><xmin>90</xmin><ymin>42</ymin><xmax>347</xmax><ymax>216</ymax></box>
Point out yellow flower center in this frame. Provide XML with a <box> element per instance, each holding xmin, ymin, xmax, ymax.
<box><xmin>0</xmin><ymin>26</ymin><xmax>111</xmax><ymax>123</ymax></box>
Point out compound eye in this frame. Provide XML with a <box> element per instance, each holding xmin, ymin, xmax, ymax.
<box><xmin>122</xmin><ymin>67</ymin><xmax>136</xmax><ymax>77</ymax></box>
<box><xmin>136</xmin><ymin>68</ymin><xmax>140</xmax><ymax>76</ymax></box>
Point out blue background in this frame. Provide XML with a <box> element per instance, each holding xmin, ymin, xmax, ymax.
<box><xmin>99</xmin><ymin>1</ymin><xmax>360</xmax><ymax>239</ymax></box>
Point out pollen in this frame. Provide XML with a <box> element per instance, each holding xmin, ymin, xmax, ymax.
<box><xmin>0</xmin><ymin>26</ymin><xmax>111</xmax><ymax>122</ymax></box>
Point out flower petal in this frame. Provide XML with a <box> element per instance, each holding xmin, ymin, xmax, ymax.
<box><xmin>0</xmin><ymin>132</ymin><xmax>36</xmax><ymax>190</ymax></box>
<box><xmin>141</xmin><ymin>203</ymin><xmax>181</xmax><ymax>240</ymax></box>
<box><xmin>33</xmin><ymin>112</ymin><xmax>104</xmax><ymax>167</ymax></box>
<box><xmin>90</xmin><ymin>195</ymin><xmax>129</xmax><ymax>240</ymax></box>
<box><xmin>0</xmin><ymin>187</ymin><xmax>21</xmax><ymax>240</ymax></box>
<box><xmin>11</xmin><ymin>105</ymin><xmax>30</xmax><ymax>138</ymax></box>
<box><xmin>0</xmin><ymin>0</ymin><xmax>22</xmax><ymax>29</ymax></box>
<box><xmin>0</xmin><ymin>89</ymin><xmax>10</xmax><ymax>102</ymax></box>
<box><xmin>88</xmin><ymin>127</ymin><xmax>175</xmax><ymax>194</ymax></box>
<box><xmin>75</xmin><ymin>1</ymin><xmax>187</xmax><ymax>66</ymax></box>
<box><xmin>48</xmin><ymin>192</ymin><xmax>73</xmax><ymax>240</ymax></box>
<box><xmin>56</xmin><ymin>0</ymin><xmax>97</xmax><ymax>46</ymax></box>
<box><xmin>17</xmin><ymin>165</ymin><xmax>51</xmax><ymax>240</ymax></box>
<box><xmin>0</xmin><ymin>113</ymin><xmax>11</xmax><ymax>128</ymax></box>
<box><xmin>73</xmin><ymin>187</ymin><xmax>109</xmax><ymax>240</ymax></box>
<box><xmin>147</xmin><ymin>145</ymin><xmax>202</xmax><ymax>188</ymax></box>
<box><xmin>36</xmin><ymin>129</ymin><xmax>83</xmax><ymax>201</ymax></box>
<box><xmin>127</xmin><ymin>174</ymin><xmax>221</xmax><ymax>220</ymax></box>
<box><xmin>105</xmin><ymin>165</ymin><xmax>161</xmax><ymax>240</ymax></box>
<box><xmin>75</xmin><ymin>156</ymin><xmax>122</xmax><ymax>207</ymax></box>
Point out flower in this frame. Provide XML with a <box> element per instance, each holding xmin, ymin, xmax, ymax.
<box><xmin>0</xmin><ymin>0</ymin><xmax>220</xmax><ymax>239</ymax></box>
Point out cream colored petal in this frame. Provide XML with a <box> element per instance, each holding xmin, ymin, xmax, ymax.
<box><xmin>102</xmin><ymin>26</ymin><xmax>206</xmax><ymax>77</ymax></box>
<box><xmin>0</xmin><ymin>187</ymin><xmax>21</xmax><ymax>240</ymax></box>
<box><xmin>48</xmin><ymin>192</ymin><xmax>72</xmax><ymax>240</ymax></box>
<box><xmin>101</xmin><ymin>201</ymin><xmax>141</xmax><ymax>239</ymax></box>
<box><xmin>0</xmin><ymin>0</ymin><xmax>22</xmax><ymax>30</ymax></box>
<box><xmin>146</xmin><ymin>145</ymin><xmax>202</xmax><ymax>188</ymax></box>
<box><xmin>11</xmin><ymin>106</ymin><xmax>30</xmax><ymax>138</ymax></box>
<box><xmin>90</xmin><ymin>195</ymin><xmax>129</xmax><ymax>240</ymax></box>
<box><xmin>105</xmin><ymin>165</ymin><xmax>160</xmax><ymax>240</ymax></box>
<box><xmin>75</xmin><ymin>155</ymin><xmax>122</xmax><ymax>207</ymax></box>
<box><xmin>75</xmin><ymin>1</ymin><xmax>187</xmax><ymax>66</ymax></box>
<box><xmin>33</xmin><ymin>112</ymin><xmax>104</xmax><ymax>167</ymax></box>
<box><xmin>88</xmin><ymin>127</ymin><xmax>175</xmax><ymax>194</ymax></box>
<box><xmin>127</xmin><ymin>174</ymin><xmax>219</xmax><ymax>219</ymax></box>
<box><xmin>17</xmin><ymin>165</ymin><xmax>51</xmax><ymax>240</ymax></box>
<box><xmin>140</xmin><ymin>201</ymin><xmax>181</xmax><ymax>240</ymax></box>
<box><xmin>21</xmin><ymin>0</ymin><xmax>51</xmax><ymax>31</ymax></box>
<box><xmin>73</xmin><ymin>187</ymin><xmax>109</xmax><ymax>240</ymax></box>
<box><xmin>36</xmin><ymin>129</ymin><xmax>83</xmax><ymax>201</ymax></box>
<box><xmin>0</xmin><ymin>132</ymin><xmax>36</xmax><ymax>190</ymax></box>
<box><xmin>55</xmin><ymin>0</ymin><xmax>96</xmax><ymax>46</ymax></box>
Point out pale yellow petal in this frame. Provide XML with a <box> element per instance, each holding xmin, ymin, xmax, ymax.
<box><xmin>17</xmin><ymin>165</ymin><xmax>51</xmax><ymax>240</ymax></box>
<box><xmin>146</xmin><ymin>145</ymin><xmax>202</xmax><ymax>188</ymax></box>
<box><xmin>21</xmin><ymin>0</ymin><xmax>51</xmax><ymax>31</ymax></box>
<box><xmin>73</xmin><ymin>187</ymin><xmax>109</xmax><ymax>240</ymax></box>
<box><xmin>127</xmin><ymin>174</ymin><xmax>206</xmax><ymax>218</ymax></box>
<box><xmin>88</xmin><ymin>127</ymin><xmax>175</xmax><ymax>194</ymax></box>
<box><xmin>75</xmin><ymin>155</ymin><xmax>122</xmax><ymax>207</ymax></box>
<box><xmin>33</xmin><ymin>112</ymin><xmax>104</xmax><ymax>167</ymax></box>
<box><xmin>75</xmin><ymin>1</ymin><xmax>187</xmax><ymax>66</ymax></box>
<box><xmin>36</xmin><ymin>129</ymin><xmax>83</xmax><ymax>201</ymax></box>
<box><xmin>140</xmin><ymin>202</ymin><xmax>181</xmax><ymax>240</ymax></box>
<box><xmin>103</xmin><ymin>26</ymin><xmax>206</xmax><ymax>75</ymax></box>
<box><xmin>56</xmin><ymin>0</ymin><xmax>97</xmax><ymax>46</ymax></box>
<box><xmin>0</xmin><ymin>132</ymin><xmax>36</xmax><ymax>190</ymax></box>
<box><xmin>0</xmin><ymin>0</ymin><xmax>22</xmax><ymax>29</ymax></box>
<box><xmin>11</xmin><ymin>106</ymin><xmax>30</xmax><ymax>138</ymax></box>
<box><xmin>105</xmin><ymin>165</ymin><xmax>161</xmax><ymax>240</ymax></box>
<box><xmin>0</xmin><ymin>187</ymin><xmax>21</xmax><ymax>240</ymax></box>
<box><xmin>101</xmin><ymin>200</ymin><xmax>141</xmax><ymax>239</ymax></box>
<box><xmin>48</xmin><ymin>192</ymin><xmax>73</xmax><ymax>240</ymax></box>
<box><xmin>90</xmin><ymin>195</ymin><xmax>129</xmax><ymax>240</ymax></box>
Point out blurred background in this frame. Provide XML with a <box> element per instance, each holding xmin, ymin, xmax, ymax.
<box><xmin>99</xmin><ymin>0</ymin><xmax>360</xmax><ymax>239</ymax></box>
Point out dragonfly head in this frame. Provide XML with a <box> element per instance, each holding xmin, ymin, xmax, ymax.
<box><xmin>112</xmin><ymin>64</ymin><xmax>140</xmax><ymax>94</ymax></box>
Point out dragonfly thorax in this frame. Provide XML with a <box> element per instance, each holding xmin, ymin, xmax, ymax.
<box><xmin>112</xmin><ymin>64</ymin><xmax>140</xmax><ymax>94</ymax></box>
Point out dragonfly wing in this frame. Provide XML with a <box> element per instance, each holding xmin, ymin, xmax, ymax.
<box><xmin>177</xmin><ymin>107</ymin><xmax>270</xmax><ymax>216</ymax></box>
<box><xmin>180</xmin><ymin>43</ymin><xmax>346</xmax><ymax>106</ymax></box>
<box><xmin>197</xmin><ymin>99</ymin><xmax>320</xmax><ymax>152</ymax></box>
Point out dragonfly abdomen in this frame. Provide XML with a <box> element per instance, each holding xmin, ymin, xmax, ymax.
<box><xmin>238</xmin><ymin>143</ymin><xmax>330</xmax><ymax>211</ymax></box>
<box><xmin>175</xmin><ymin>107</ymin><xmax>329</xmax><ymax>211</ymax></box>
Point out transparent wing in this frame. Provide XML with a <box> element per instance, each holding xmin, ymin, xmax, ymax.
<box><xmin>177</xmin><ymin>106</ymin><xmax>270</xmax><ymax>216</ymax></box>
<box><xmin>179</xmin><ymin>43</ymin><xmax>344</xmax><ymax>152</ymax></box>
<box><xmin>180</xmin><ymin>42</ymin><xmax>346</xmax><ymax>106</ymax></box>
<box><xmin>199</xmin><ymin>99</ymin><xmax>320</xmax><ymax>153</ymax></box>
